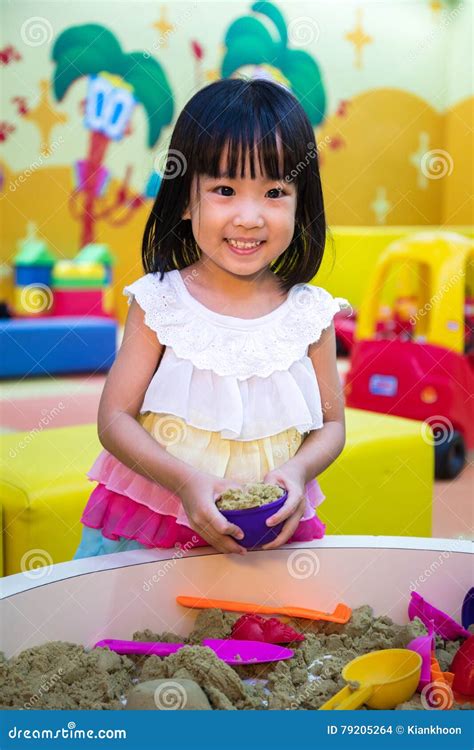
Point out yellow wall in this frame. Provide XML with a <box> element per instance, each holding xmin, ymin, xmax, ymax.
<box><xmin>1</xmin><ymin>0</ymin><xmax>472</xmax><ymax>320</ymax></box>
<box><xmin>442</xmin><ymin>97</ymin><xmax>474</xmax><ymax>225</ymax></box>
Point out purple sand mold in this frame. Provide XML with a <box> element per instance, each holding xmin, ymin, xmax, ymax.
<box><xmin>220</xmin><ymin>490</ymin><xmax>288</xmax><ymax>548</ymax></box>
<box><xmin>461</xmin><ymin>588</ymin><xmax>474</xmax><ymax>630</ymax></box>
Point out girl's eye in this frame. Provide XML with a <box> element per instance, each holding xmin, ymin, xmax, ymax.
<box><xmin>214</xmin><ymin>186</ymin><xmax>235</xmax><ymax>196</ymax></box>
<box><xmin>266</xmin><ymin>187</ymin><xmax>285</xmax><ymax>199</ymax></box>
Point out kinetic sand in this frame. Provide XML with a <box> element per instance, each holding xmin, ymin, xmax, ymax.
<box><xmin>1</xmin><ymin>607</ymin><xmax>472</xmax><ymax>710</ymax></box>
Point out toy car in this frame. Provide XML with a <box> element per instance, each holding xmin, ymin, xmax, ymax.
<box><xmin>345</xmin><ymin>231</ymin><xmax>474</xmax><ymax>479</ymax></box>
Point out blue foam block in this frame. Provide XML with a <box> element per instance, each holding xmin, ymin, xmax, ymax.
<box><xmin>0</xmin><ymin>317</ymin><xmax>117</xmax><ymax>378</ymax></box>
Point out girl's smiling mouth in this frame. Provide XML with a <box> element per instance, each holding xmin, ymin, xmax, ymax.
<box><xmin>226</xmin><ymin>238</ymin><xmax>266</xmax><ymax>254</ymax></box>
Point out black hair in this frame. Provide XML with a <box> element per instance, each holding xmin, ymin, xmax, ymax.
<box><xmin>142</xmin><ymin>77</ymin><xmax>328</xmax><ymax>291</ymax></box>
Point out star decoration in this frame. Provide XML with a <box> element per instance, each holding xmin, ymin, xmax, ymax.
<box><xmin>371</xmin><ymin>187</ymin><xmax>392</xmax><ymax>224</ymax></box>
<box><xmin>153</xmin><ymin>8</ymin><xmax>174</xmax><ymax>48</ymax></box>
<box><xmin>204</xmin><ymin>68</ymin><xmax>220</xmax><ymax>82</ymax></box>
<box><xmin>23</xmin><ymin>80</ymin><xmax>67</xmax><ymax>155</ymax></box>
<box><xmin>345</xmin><ymin>9</ymin><xmax>373</xmax><ymax>69</ymax></box>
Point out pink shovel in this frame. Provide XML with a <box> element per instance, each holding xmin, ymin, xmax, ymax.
<box><xmin>94</xmin><ymin>638</ymin><xmax>294</xmax><ymax>666</ymax></box>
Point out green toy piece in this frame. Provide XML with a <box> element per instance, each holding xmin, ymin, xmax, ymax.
<box><xmin>76</xmin><ymin>243</ymin><xmax>115</xmax><ymax>266</ymax></box>
<box><xmin>14</xmin><ymin>224</ymin><xmax>56</xmax><ymax>267</ymax></box>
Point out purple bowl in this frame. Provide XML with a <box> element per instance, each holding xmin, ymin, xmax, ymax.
<box><xmin>219</xmin><ymin>489</ymin><xmax>288</xmax><ymax>549</ymax></box>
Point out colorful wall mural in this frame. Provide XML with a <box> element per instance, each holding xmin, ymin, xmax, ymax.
<box><xmin>1</xmin><ymin>0</ymin><xmax>472</xmax><ymax>323</ymax></box>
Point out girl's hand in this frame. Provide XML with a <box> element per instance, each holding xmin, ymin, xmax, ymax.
<box><xmin>260</xmin><ymin>463</ymin><xmax>308</xmax><ymax>550</ymax></box>
<box><xmin>179</xmin><ymin>473</ymin><xmax>247</xmax><ymax>555</ymax></box>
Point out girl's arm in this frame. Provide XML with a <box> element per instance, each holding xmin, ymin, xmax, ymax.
<box><xmin>287</xmin><ymin>321</ymin><xmax>346</xmax><ymax>481</ymax></box>
<box><xmin>261</xmin><ymin>322</ymin><xmax>345</xmax><ymax>547</ymax></box>
<box><xmin>97</xmin><ymin>299</ymin><xmax>198</xmax><ymax>494</ymax></box>
<box><xmin>287</xmin><ymin>323</ymin><xmax>346</xmax><ymax>482</ymax></box>
<box><xmin>97</xmin><ymin>300</ymin><xmax>246</xmax><ymax>554</ymax></box>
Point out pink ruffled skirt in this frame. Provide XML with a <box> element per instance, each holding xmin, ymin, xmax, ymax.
<box><xmin>80</xmin><ymin>479</ymin><xmax>326</xmax><ymax>551</ymax></box>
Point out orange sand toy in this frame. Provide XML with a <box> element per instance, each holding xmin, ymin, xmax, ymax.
<box><xmin>426</xmin><ymin>654</ymin><xmax>455</xmax><ymax>709</ymax></box>
<box><xmin>176</xmin><ymin>596</ymin><xmax>352</xmax><ymax>623</ymax></box>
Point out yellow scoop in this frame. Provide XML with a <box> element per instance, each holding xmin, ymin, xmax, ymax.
<box><xmin>319</xmin><ymin>648</ymin><xmax>422</xmax><ymax>710</ymax></box>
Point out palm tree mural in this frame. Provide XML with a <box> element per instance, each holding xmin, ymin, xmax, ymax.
<box><xmin>221</xmin><ymin>1</ymin><xmax>326</xmax><ymax>127</ymax></box>
<box><xmin>51</xmin><ymin>25</ymin><xmax>174</xmax><ymax>247</ymax></box>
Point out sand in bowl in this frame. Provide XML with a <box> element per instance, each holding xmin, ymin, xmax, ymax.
<box><xmin>216</xmin><ymin>483</ymin><xmax>284</xmax><ymax>511</ymax></box>
<box><xmin>1</xmin><ymin>607</ymin><xmax>472</xmax><ymax>710</ymax></box>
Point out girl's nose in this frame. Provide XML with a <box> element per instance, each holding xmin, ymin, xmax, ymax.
<box><xmin>232</xmin><ymin>205</ymin><xmax>264</xmax><ymax>229</ymax></box>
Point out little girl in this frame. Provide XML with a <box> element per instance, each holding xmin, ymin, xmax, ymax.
<box><xmin>74</xmin><ymin>77</ymin><xmax>347</xmax><ymax>559</ymax></box>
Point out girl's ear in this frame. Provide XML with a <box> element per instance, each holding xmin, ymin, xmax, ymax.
<box><xmin>182</xmin><ymin>204</ymin><xmax>191</xmax><ymax>220</ymax></box>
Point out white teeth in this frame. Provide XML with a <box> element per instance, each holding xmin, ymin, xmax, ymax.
<box><xmin>227</xmin><ymin>239</ymin><xmax>263</xmax><ymax>249</ymax></box>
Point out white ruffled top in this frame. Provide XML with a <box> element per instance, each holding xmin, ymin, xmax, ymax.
<box><xmin>124</xmin><ymin>269</ymin><xmax>349</xmax><ymax>442</ymax></box>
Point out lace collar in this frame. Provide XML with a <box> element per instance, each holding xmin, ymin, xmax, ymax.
<box><xmin>124</xmin><ymin>271</ymin><xmax>349</xmax><ymax>379</ymax></box>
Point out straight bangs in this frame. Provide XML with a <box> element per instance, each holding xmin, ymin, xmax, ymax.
<box><xmin>190</xmin><ymin>111</ymin><xmax>299</xmax><ymax>185</ymax></box>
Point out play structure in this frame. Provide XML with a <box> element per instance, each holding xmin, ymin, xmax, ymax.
<box><xmin>0</xmin><ymin>227</ymin><xmax>117</xmax><ymax>378</ymax></box>
<box><xmin>345</xmin><ymin>231</ymin><xmax>474</xmax><ymax>480</ymax></box>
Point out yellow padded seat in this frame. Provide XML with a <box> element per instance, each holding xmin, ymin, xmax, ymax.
<box><xmin>0</xmin><ymin>410</ymin><xmax>432</xmax><ymax>576</ymax></box>
<box><xmin>1</xmin><ymin>425</ymin><xmax>100</xmax><ymax>577</ymax></box>
<box><xmin>319</xmin><ymin>409</ymin><xmax>433</xmax><ymax>536</ymax></box>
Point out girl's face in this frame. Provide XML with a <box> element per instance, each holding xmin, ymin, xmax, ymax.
<box><xmin>182</xmin><ymin>150</ymin><xmax>297</xmax><ymax>277</ymax></box>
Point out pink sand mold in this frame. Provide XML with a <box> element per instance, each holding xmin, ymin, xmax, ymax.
<box><xmin>408</xmin><ymin>591</ymin><xmax>470</xmax><ymax>640</ymax></box>
<box><xmin>94</xmin><ymin>638</ymin><xmax>294</xmax><ymax>666</ymax></box>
